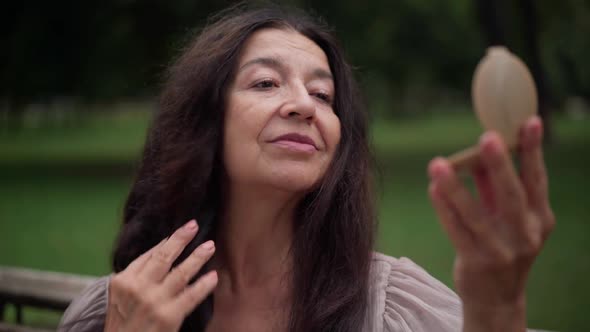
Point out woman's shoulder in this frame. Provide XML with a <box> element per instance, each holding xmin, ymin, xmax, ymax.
<box><xmin>58</xmin><ymin>275</ymin><xmax>110</xmax><ymax>332</ymax></box>
<box><xmin>366</xmin><ymin>252</ymin><xmax>462</xmax><ymax>332</ymax></box>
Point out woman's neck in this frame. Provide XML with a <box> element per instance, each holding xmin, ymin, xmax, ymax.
<box><xmin>214</xmin><ymin>182</ymin><xmax>299</xmax><ymax>295</ymax></box>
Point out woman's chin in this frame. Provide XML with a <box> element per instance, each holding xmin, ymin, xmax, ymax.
<box><xmin>268</xmin><ymin>178</ymin><xmax>316</xmax><ymax>193</ymax></box>
<box><xmin>226</xmin><ymin>162</ymin><xmax>328</xmax><ymax>194</ymax></box>
<box><xmin>263</xmin><ymin>167</ymin><xmax>324</xmax><ymax>193</ymax></box>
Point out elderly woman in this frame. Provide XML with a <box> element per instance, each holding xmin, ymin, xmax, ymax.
<box><xmin>59</xmin><ymin>4</ymin><xmax>554</xmax><ymax>332</ymax></box>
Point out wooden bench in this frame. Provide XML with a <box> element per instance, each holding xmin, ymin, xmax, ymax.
<box><xmin>0</xmin><ymin>266</ymin><xmax>98</xmax><ymax>331</ymax></box>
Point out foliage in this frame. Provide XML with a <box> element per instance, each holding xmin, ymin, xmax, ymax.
<box><xmin>1</xmin><ymin>0</ymin><xmax>588</xmax><ymax>114</ymax></box>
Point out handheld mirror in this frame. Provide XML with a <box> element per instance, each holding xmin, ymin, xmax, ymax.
<box><xmin>448</xmin><ymin>46</ymin><xmax>538</xmax><ymax>171</ymax></box>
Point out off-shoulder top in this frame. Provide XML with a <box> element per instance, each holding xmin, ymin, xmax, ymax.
<box><xmin>58</xmin><ymin>252</ymin><xmax>463</xmax><ymax>331</ymax></box>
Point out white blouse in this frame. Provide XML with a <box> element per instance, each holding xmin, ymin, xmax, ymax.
<box><xmin>364</xmin><ymin>252</ymin><xmax>462</xmax><ymax>331</ymax></box>
<box><xmin>59</xmin><ymin>252</ymin><xmax>465</xmax><ymax>331</ymax></box>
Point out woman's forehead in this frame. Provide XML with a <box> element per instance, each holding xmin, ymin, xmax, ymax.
<box><xmin>237</xmin><ymin>28</ymin><xmax>330</xmax><ymax>71</ymax></box>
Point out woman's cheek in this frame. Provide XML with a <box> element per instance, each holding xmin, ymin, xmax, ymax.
<box><xmin>323</xmin><ymin>113</ymin><xmax>341</xmax><ymax>155</ymax></box>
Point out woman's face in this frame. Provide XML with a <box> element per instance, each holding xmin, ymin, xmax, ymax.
<box><xmin>223</xmin><ymin>28</ymin><xmax>341</xmax><ymax>193</ymax></box>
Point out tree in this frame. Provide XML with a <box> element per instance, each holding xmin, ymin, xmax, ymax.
<box><xmin>475</xmin><ymin>0</ymin><xmax>554</xmax><ymax>140</ymax></box>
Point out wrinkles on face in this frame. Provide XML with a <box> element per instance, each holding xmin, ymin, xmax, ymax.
<box><xmin>223</xmin><ymin>28</ymin><xmax>341</xmax><ymax>192</ymax></box>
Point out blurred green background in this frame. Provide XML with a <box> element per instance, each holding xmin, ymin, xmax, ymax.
<box><xmin>1</xmin><ymin>0</ymin><xmax>589</xmax><ymax>330</ymax></box>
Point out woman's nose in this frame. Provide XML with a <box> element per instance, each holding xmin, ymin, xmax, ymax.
<box><xmin>279</xmin><ymin>86</ymin><xmax>316</xmax><ymax>121</ymax></box>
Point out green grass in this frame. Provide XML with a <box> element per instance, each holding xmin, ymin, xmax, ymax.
<box><xmin>1</xmin><ymin>110</ymin><xmax>588</xmax><ymax>330</ymax></box>
<box><xmin>0</xmin><ymin>110</ymin><xmax>151</xmax><ymax>165</ymax></box>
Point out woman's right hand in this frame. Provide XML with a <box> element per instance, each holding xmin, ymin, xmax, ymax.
<box><xmin>105</xmin><ymin>220</ymin><xmax>217</xmax><ymax>331</ymax></box>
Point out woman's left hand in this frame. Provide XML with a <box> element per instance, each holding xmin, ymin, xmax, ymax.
<box><xmin>427</xmin><ymin>115</ymin><xmax>555</xmax><ymax>332</ymax></box>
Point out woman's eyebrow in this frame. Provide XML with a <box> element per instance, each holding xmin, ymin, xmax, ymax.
<box><xmin>238</xmin><ymin>56</ymin><xmax>333</xmax><ymax>81</ymax></box>
<box><xmin>311</xmin><ymin>68</ymin><xmax>333</xmax><ymax>81</ymax></box>
<box><xmin>239</xmin><ymin>56</ymin><xmax>284</xmax><ymax>73</ymax></box>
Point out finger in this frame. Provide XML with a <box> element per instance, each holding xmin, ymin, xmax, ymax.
<box><xmin>428</xmin><ymin>181</ymin><xmax>474</xmax><ymax>252</ymax></box>
<box><xmin>142</xmin><ymin>219</ymin><xmax>199</xmax><ymax>282</ymax></box>
<box><xmin>170</xmin><ymin>270</ymin><xmax>218</xmax><ymax>317</ymax></box>
<box><xmin>518</xmin><ymin>116</ymin><xmax>550</xmax><ymax>213</ymax></box>
<box><xmin>428</xmin><ymin>158</ymin><xmax>482</xmax><ymax>235</ymax></box>
<box><xmin>471</xmin><ymin>164</ymin><xmax>496</xmax><ymax>213</ymax></box>
<box><xmin>479</xmin><ymin>131</ymin><xmax>527</xmax><ymax>221</ymax></box>
<box><xmin>162</xmin><ymin>240</ymin><xmax>216</xmax><ymax>296</ymax></box>
<box><xmin>126</xmin><ymin>238</ymin><xmax>167</xmax><ymax>274</ymax></box>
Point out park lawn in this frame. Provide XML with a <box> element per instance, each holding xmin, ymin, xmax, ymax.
<box><xmin>0</xmin><ymin>109</ymin><xmax>151</xmax><ymax>165</ymax></box>
<box><xmin>0</xmin><ymin>111</ymin><xmax>588</xmax><ymax>330</ymax></box>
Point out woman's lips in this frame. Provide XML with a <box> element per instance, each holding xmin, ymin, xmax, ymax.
<box><xmin>272</xmin><ymin>140</ymin><xmax>317</xmax><ymax>152</ymax></box>
<box><xmin>270</xmin><ymin>133</ymin><xmax>318</xmax><ymax>153</ymax></box>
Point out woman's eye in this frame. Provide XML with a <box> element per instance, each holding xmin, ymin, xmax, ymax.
<box><xmin>313</xmin><ymin>92</ymin><xmax>332</xmax><ymax>104</ymax></box>
<box><xmin>253</xmin><ymin>79</ymin><xmax>277</xmax><ymax>89</ymax></box>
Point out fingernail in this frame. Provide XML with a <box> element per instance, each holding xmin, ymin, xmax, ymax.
<box><xmin>428</xmin><ymin>157</ymin><xmax>447</xmax><ymax>179</ymax></box>
<box><xmin>528</xmin><ymin>116</ymin><xmax>543</xmax><ymax>138</ymax></box>
<box><xmin>479</xmin><ymin>131</ymin><xmax>495</xmax><ymax>146</ymax></box>
<box><xmin>528</xmin><ymin>115</ymin><xmax>542</xmax><ymax>127</ymax></box>
<box><xmin>201</xmin><ymin>240</ymin><xmax>214</xmax><ymax>250</ymax></box>
<box><xmin>480</xmin><ymin>131</ymin><xmax>502</xmax><ymax>156</ymax></box>
<box><xmin>430</xmin><ymin>159</ymin><xmax>451</xmax><ymax>180</ymax></box>
<box><xmin>427</xmin><ymin>157</ymin><xmax>440</xmax><ymax>178</ymax></box>
<box><xmin>206</xmin><ymin>271</ymin><xmax>218</xmax><ymax>284</ymax></box>
<box><xmin>184</xmin><ymin>219</ymin><xmax>198</xmax><ymax>231</ymax></box>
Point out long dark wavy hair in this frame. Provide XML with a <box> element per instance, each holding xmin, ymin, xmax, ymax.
<box><xmin>112</xmin><ymin>3</ymin><xmax>375</xmax><ymax>331</ymax></box>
